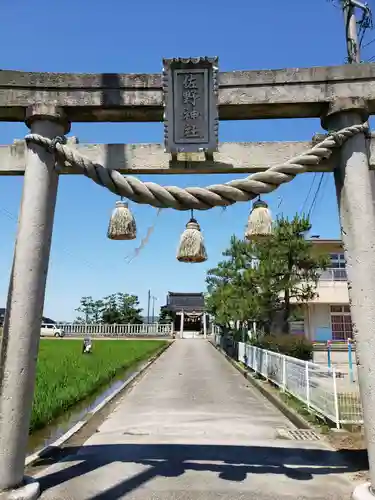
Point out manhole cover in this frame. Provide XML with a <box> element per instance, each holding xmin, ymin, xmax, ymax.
<box><xmin>276</xmin><ymin>428</ymin><xmax>321</xmax><ymax>441</ymax></box>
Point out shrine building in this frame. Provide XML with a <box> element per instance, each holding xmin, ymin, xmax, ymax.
<box><xmin>160</xmin><ymin>292</ymin><xmax>209</xmax><ymax>338</ymax></box>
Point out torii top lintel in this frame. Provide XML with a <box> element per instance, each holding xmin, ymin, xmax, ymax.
<box><xmin>0</xmin><ymin>63</ymin><xmax>375</xmax><ymax>123</ymax></box>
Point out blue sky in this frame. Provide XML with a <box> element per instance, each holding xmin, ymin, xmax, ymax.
<box><xmin>0</xmin><ymin>0</ymin><xmax>373</xmax><ymax>321</ymax></box>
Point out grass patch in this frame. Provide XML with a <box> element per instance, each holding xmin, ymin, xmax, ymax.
<box><xmin>31</xmin><ymin>339</ymin><xmax>167</xmax><ymax>432</ymax></box>
<box><xmin>277</xmin><ymin>391</ymin><xmax>331</xmax><ymax>433</ymax></box>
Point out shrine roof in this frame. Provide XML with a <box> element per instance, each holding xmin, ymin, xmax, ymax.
<box><xmin>163</xmin><ymin>292</ymin><xmax>205</xmax><ymax>312</ymax></box>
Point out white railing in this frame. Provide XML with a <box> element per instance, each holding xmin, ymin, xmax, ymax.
<box><xmin>211</xmin><ymin>324</ymin><xmax>221</xmax><ymax>336</ymax></box>
<box><xmin>214</xmin><ymin>333</ymin><xmax>221</xmax><ymax>346</ymax></box>
<box><xmin>55</xmin><ymin>322</ymin><xmax>173</xmax><ymax>337</ymax></box>
<box><xmin>319</xmin><ymin>268</ymin><xmax>347</xmax><ymax>281</ymax></box>
<box><xmin>234</xmin><ymin>342</ymin><xmax>362</xmax><ymax>428</ymax></box>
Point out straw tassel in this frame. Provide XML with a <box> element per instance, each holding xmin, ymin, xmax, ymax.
<box><xmin>245</xmin><ymin>199</ymin><xmax>273</xmax><ymax>241</ymax></box>
<box><xmin>107</xmin><ymin>200</ymin><xmax>136</xmax><ymax>240</ymax></box>
<box><xmin>177</xmin><ymin>212</ymin><xmax>208</xmax><ymax>263</ymax></box>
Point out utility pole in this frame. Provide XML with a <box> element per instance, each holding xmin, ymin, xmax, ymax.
<box><xmin>342</xmin><ymin>0</ymin><xmax>361</xmax><ymax>63</ymax></box>
<box><xmin>147</xmin><ymin>289</ymin><xmax>151</xmax><ymax>324</ymax></box>
<box><xmin>335</xmin><ymin>3</ymin><xmax>375</xmax><ymax>499</ymax></box>
<box><xmin>151</xmin><ymin>296</ymin><xmax>157</xmax><ymax>323</ymax></box>
<box><xmin>340</xmin><ymin>0</ymin><xmax>372</xmax><ymax>63</ymax></box>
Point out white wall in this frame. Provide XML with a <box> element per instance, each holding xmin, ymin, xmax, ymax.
<box><xmin>305</xmin><ymin>304</ymin><xmax>332</xmax><ymax>341</ymax></box>
<box><xmin>312</xmin><ymin>280</ymin><xmax>349</xmax><ymax>304</ymax></box>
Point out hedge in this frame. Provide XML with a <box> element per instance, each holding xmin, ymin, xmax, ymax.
<box><xmin>249</xmin><ymin>334</ymin><xmax>313</xmax><ymax>361</ymax></box>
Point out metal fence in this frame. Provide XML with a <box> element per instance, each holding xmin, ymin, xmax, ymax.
<box><xmin>212</xmin><ymin>324</ymin><xmax>221</xmax><ymax>336</ymax></box>
<box><xmin>319</xmin><ymin>268</ymin><xmax>347</xmax><ymax>281</ymax></box>
<box><xmin>55</xmin><ymin>322</ymin><xmax>174</xmax><ymax>337</ymax></box>
<box><xmin>214</xmin><ymin>334</ymin><xmax>363</xmax><ymax>428</ymax></box>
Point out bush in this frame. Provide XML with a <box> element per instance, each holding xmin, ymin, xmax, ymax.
<box><xmin>231</xmin><ymin>328</ymin><xmax>248</xmax><ymax>342</ymax></box>
<box><xmin>250</xmin><ymin>334</ymin><xmax>313</xmax><ymax>361</ymax></box>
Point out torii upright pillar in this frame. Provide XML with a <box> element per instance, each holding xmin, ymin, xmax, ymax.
<box><xmin>0</xmin><ymin>105</ymin><xmax>70</xmax><ymax>498</ymax></box>
<box><xmin>323</xmin><ymin>98</ymin><xmax>375</xmax><ymax>500</ymax></box>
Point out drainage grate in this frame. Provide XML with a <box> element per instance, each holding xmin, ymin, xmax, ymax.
<box><xmin>276</xmin><ymin>428</ymin><xmax>321</xmax><ymax>441</ymax></box>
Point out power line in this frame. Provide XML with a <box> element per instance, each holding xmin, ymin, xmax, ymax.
<box><xmin>300</xmin><ymin>172</ymin><xmax>318</xmax><ymax>215</ymax></box>
<box><xmin>310</xmin><ymin>173</ymin><xmax>329</xmax><ymax>221</ymax></box>
<box><xmin>358</xmin><ymin>3</ymin><xmax>373</xmax><ymax>41</ymax></box>
<box><xmin>308</xmin><ymin>173</ymin><xmax>326</xmax><ymax>219</ymax></box>
<box><xmin>341</xmin><ymin>0</ymin><xmax>372</xmax><ymax>62</ymax></box>
<box><xmin>0</xmin><ymin>205</ymin><xmax>97</xmax><ymax>270</ymax></box>
<box><xmin>328</xmin><ymin>0</ymin><xmax>374</xmax><ymax>61</ymax></box>
<box><xmin>362</xmin><ymin>36</ymin><xmax>375</xmax><ymax>49</ymax></box>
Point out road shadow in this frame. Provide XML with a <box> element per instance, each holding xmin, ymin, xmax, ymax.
<box><xmin>35</xmin><ymin>442</ymin><xmax>367</xmax><ymax>500</ymax></box>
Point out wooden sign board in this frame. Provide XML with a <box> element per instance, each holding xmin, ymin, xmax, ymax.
<box><xmin>163</xmin><ymin>57</ymin><xmax>219</xmax><ymax>155</ymax></box>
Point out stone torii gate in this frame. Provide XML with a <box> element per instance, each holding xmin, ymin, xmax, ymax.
<box><xmin>0</xmin><ymin>60</ymin><xmax>374</xmax><ymax>499</ymax></box>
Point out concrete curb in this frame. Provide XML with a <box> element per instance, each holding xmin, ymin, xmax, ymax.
<box><xmin>211</xmin><ymin>342</ymin><xmax>317</xmax><ymax>431</ymax></box>
<box><xmin>0</xmin><ymin>476</ymin><xmax>40</xmax><ymax>500</ymax></box>
<box><xmin>352</xmin><ymin>482</ymin><xmax>374</xmax><ymax>500</ymax></box>
<box><xmin>25</xmin><ymin>342</ymin><xmax>172</xmax><ymax>467</ymax></box>
<box><xmin>211</xmin><ymin>342</ymin><xmax>373</xmax><ymax>489</ymax></box>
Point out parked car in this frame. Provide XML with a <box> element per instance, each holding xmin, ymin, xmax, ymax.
<box><xmin>40</xmin><ymin>324</ymin><xmax>65</xmax><ymax>338</ymax></box>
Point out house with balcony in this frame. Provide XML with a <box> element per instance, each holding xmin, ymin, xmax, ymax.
<box><xmin>302</xmin><ymin>238</ymin><xmax>352</xmax><ymax>342</ymax></box>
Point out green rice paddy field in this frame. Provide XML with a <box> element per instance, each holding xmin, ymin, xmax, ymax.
<box><xmin>31</xmin><ymin>339</ymin><xmax>167</xmax><ymax>432</ymax></box>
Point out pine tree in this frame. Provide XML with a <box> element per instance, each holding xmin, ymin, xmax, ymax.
<box><xmin>206</xmin><ymin>215</ymin><xmax>328</xmax><ymax>334</ymax></box>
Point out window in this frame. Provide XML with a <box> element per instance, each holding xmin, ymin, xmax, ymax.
<box><xmin>329</xmin><ymin>253</ymin><xmax>346</xmax><ymax>269</ymax></box>
<box><xmin>319</xmin><ymin>253</ymin><xmax>347</xmax><ymax>280</ymax></box>
<box><xmin>330</xmin><ymin>305</ymin><xmax>352</xmax><ymax>341</ymax></box>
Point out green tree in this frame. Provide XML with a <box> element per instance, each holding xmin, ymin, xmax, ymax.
<box><xmin>75</xmin><ymin>297</ymin><xmax>106</xmax><ymax>324</ymax></box>
<box><xmin>75</xmin><ymin>296</ymin><xmax>95</xmax><ymax>323</ymax></box>
<box><xmin>158</xmin><ymin>308</ymin><xmax>174</xmax><ymax>324</ymax></box>
<box><xmin>206</xmin><ymin>215</ymin><xmax>328</xmax><ymax>335</ymax></box>
<box><xmin>101</xmin><ymin>294</ymin><xmax>119</xmax><ymax>324</ymax></box>
<box><xmin>91</xmin><ymin>299</ymin><xmax>105</xmax><ymax>323</ymax></box>
<box><xmin>75</xmin><ymin>293</ymin><xmax>143</xmax><ymax>324</ymax></box>
<box><xmin>101</xmin><ymin>293</ymin><xmax>143</xmax><ymax>324</ymax></box>
<box><xmin>206</xmin><ymin>236</ymin><xmax>262</xmax><ymax>328</ymax></box>
<box><xmin>254</xmin><ymin>215</ymin><xmax>328</xmax><ymax>333</ymax></box>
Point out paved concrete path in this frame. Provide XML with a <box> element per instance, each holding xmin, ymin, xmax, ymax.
<box><xmin>36</xmin><ymin>340</ymin><xmax>358</xmax><ymax>499</ymax></box>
